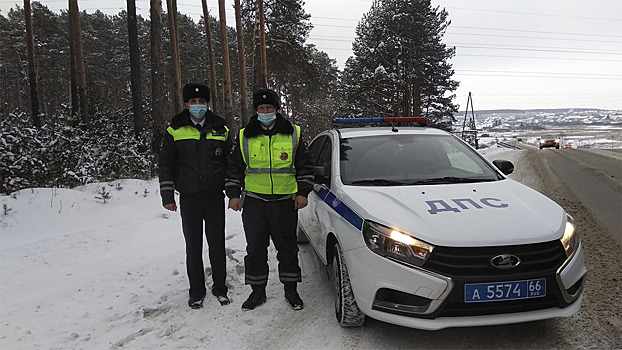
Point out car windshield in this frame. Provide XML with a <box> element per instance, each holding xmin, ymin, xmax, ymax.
<box><xmin>339</xmin><ymin>134</ymin><xmax>502</xmax><ymax>186</ymax></box>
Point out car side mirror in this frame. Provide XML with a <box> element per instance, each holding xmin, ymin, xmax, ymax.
<box><xmin>493</xmin><ymin>160</ymin><xmax>514</xmax><ymax>175</ymax></box>
<box><xmin>313</xmin><ymin>165</ymin><xmax>330</xmax><ymax>185</ymax></box>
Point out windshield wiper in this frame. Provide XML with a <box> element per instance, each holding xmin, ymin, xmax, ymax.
<box><xmin>408</xmin><ymin>177</ymin><xmax>497</xmax><ymax>185</ymax></box>
<box><xmin>350</xmin><ymin>179</ymin><xmax>406</xmax><ymax>186</ymax></box>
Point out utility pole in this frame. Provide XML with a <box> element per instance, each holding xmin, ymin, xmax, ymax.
<box><xmin>461</xmin><ymin>92</ymin><xmax>478</xmax><ymax>149</ymax></box>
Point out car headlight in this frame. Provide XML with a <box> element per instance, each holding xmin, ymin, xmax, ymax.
<box><xmin>560</xmin><ymin>213</ymin><xmax>580</xmax><ymax>258</ymax></box>
<box><xmin>362</xmin><ymin>221</ymin><xmax>434</xmax><ymax>267</ymax></box>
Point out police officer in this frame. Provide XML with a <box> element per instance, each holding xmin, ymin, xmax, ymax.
<box><xmin>225</xmin><ymin>88</ymin><xmax>314</xmax><ymax>311</ymax></box>
<box><xmin>159</xmin><ymin>83</ymin><xmax>232</xmax><ymax>309</ymax></box>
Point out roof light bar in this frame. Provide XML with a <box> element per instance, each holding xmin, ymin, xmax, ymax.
<box><xmin>332</xmin><ymin>117</ymin><xmax>428</xmax><ymax>124</ymax></box>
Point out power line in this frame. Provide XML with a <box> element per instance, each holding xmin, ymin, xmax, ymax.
<box><xmin>453</xmin><ymin>72</ymin><xmax>621</xmax><ymax>80</ymax></box>
<box><xmin>444</xmin><ymin>32</ymin><xmax>622</xmax><ymax>45</ymax></box>
<box><xmin>309</xmin><ymin>36</ymin><xmax>622</xmax><ymax>54</ymax></box>
<box><xmin>454</xmin><ymin>53</ymin><xmax>622</xmax><ymax>62</ymax></box>
<box><xmin>450</xmin><ymin>25</ymin><xmax>622</xmax><ymax>39</ymax></box>
<box><xmin>311</xmin><ymin>32</ymin><xmax>622</xmax><ymax>45</ymax></box>
<box><xmin>444</xmin><ymin>6</ymin><xmax>622</xmax><ymax>22</ymax></box>
<box><xmin>452</xmin><ymin>44</ymin><xmax>622</xmax><ymax>56</ymax></box>
<box><xmin>457</xmin><ymin>69</ymin><xmax>622</xmax><ymax>78</ymax></box>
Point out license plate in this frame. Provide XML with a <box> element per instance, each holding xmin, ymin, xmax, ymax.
<box><xmin>464</xmin><ymin>278</ymin><xmax>546</xmax><ymax>303</ymax></box>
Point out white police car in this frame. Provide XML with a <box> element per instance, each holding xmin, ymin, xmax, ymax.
<box><xmin>297</xmin><ymin>117</ymin><xmax>586</xmax><ymax>330</ymax></box>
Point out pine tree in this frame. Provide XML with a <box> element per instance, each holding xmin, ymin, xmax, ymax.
<box><xmin>24</xmin><ymin>0</ymin><xmax>41</xmax><ymax>127</ymax></box>
<box><xmin>127</xmin><ymin>0</ymin><xmax>145</xmax><ymax>138</ymax></box>
<box><xmin>68</xmin><ymin>0</ymin><xmax>89</xmax><ymax>125</ymax></box>
<box><xmin>341</xmin><ymin>0</ymin><xmax>459</xmax><ymax>128</ymax></box>
<box><xmin>0</xmin><ymin>8</ymin><xmax>27</xmax><ymax>114</ymax></box>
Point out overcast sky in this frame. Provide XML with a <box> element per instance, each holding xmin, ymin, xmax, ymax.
<box><xmin>1</xmin><ymin>0</ymin><xmax>621</xmax><ymax>111</ymax></box>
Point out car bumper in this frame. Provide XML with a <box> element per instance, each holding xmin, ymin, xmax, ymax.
<box><xmin>344</xmin><ymin>243</ymin><xmax>586</xmax><ymax>330</ymax></box>
<box><xmin>540</xmin><ymin>141</ymin><xmax>560</xmax><ymax>148</ymax></box>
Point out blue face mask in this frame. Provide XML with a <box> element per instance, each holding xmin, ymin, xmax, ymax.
<box><xmin>257</xmin><ymin>112</ymin><xmax>276</xmax><ymax>125</ymax></box>
<box><xmin>189</xmin><ymin>104</ymin><xmax>207</xmax><ymax>119</ymax></box>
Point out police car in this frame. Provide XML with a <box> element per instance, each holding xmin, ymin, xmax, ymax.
<box><xmin>297</xmin><ymin>117</ymin><xmax>586</xmax><ymax>330</ymax></box>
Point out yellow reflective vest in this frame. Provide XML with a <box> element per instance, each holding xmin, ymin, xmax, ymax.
<box><xmin>240</xmin><ymin>126</ymin><xmax>300</xmax><ymax>195</ymax></box>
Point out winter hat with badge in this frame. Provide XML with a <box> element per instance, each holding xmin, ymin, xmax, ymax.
<box><xmin>183</xmin><ymin>83</ymin><xmax>210</xmax><ymax>103</ymax></box>
<box><xmin>253</xmin><ymin>88</ymin><xmax>280</xmax><ymax>110</ymax></box>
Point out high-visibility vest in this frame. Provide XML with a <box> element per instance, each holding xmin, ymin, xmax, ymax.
<box><xmin>240</xmin><ymin>126</ymin><xmax>300</xmax><ymax>195</ymax></box>
<box><xmin>167</xmin><ymin>124</ymin><xmax>229</xmax><ymax>142</ymax></box>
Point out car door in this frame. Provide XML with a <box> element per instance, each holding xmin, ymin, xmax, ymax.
<box><xmin>308</xmin><ymin>133</ymin><xmax>334</xmax><ymax>263</ymax></box>
<box><xmin>298</xmin><ymin>134</ymin><xmax>330</xmax><ymax>260</ymax></box>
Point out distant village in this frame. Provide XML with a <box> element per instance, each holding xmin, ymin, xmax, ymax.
<box><xmin>454</xmin><ymin>109</ymin><xmax>622</xmax><ymax>149</ymax></box>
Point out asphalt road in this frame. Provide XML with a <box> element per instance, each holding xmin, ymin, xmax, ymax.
<box><xmin>539</xmin><ymin>148</ymin><xmax>622</xmax><ymax>244</ymax></box>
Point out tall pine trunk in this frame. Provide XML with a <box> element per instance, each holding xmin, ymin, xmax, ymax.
<box><xmin>252</xmin><ymin>18</ymin><xmax>262</xmax><ymax>92</ymax></box>
<box><xmin>217</xmin><ymin>0</ymin><xmax>235</xmax><ymax>128</ymax></box>
<box><xmin>24</xmin><ymin>0</ymin><xmax>40</xmax><ymax>127</ymax></box>
<box><xmin>234</xmin><ymin>0</ymin><xmax>249</xmax><ymax>126</ymax></box>
<box><xmin>258</xmin><ymin>0</ymin><xmax>268</xmax><ymax>87</ymax></box>
<box><xmin>68</xmin><ymin>9</ymin><xmax>79</xmax><ymax>117</ymax></box>
<box><xmin>201</xmin><ymin>0</ymin><xmax>219</xmax><ymax>115</ymax></box>
<box><xmin>69</xmin><ymin>0</ymin><xmax>89</xmax><ymax>127</ymax></box>
<box><xmin>127</xmin><ymin>0</ymin><xmax>144</xmax><ymax>138</ymax></box>
<box><xmin>167</xmin><ymin>0</ymin><xmax>182</xmax><ymax>112</ymax></box>
<box><xmin>150</xmin><ymin>0</ymin><xmax>167</xmax><ymax>154</ymax></box>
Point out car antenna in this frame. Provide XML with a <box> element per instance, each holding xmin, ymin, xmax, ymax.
<box><xmin>390</xmin><ymin>120</ymin><xmax>398</xmax><ymax>132</ymax></box>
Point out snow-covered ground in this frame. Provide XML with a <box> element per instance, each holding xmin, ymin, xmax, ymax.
<box><xmin>0</xmin><ymin>146</ymin><xmax>535</xmax><ymax>349</ymax></box>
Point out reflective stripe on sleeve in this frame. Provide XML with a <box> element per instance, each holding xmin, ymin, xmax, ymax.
<box><xmin>244</xmin><ymin>168</ymin><xmax>296</xmax><ymax>175</ymax></box>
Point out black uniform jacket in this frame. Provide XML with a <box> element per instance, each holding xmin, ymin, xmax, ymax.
<box><xmin>159</xmin><ymin>109</ymin><xmax>232</xmax><ymax>206</ymax></box>
<box><xmin>225</xmin><ymin>113</ymin><xmax>314</xmax><ymax>200</ymax></box>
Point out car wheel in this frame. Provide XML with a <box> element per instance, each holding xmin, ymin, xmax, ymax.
<box><xmin>332</xmin><ymin>244</ymin><xmax>365</xmax><ymax>327</ymax></box>
<box><xmin>296</xmin><ymin>225</ymin><xmax>309</xmax><ymax>244</ymax></box>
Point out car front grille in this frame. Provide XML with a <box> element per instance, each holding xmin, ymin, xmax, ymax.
<box><xmin>422</xmin><ymin>240</ymin><xmax>571</xmax><ymax>317</ymax></box>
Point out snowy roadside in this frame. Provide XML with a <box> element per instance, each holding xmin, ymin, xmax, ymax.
<box><xmin>2</xmin><ymin>145</ymin><xmax>588</xmax><ymax>350</ymax></box>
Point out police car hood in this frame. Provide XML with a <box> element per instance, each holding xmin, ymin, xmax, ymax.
<box><xmin>340</xmin><ymin>179</ymin><xmax>566</xmax><ymax>247</ymax></box>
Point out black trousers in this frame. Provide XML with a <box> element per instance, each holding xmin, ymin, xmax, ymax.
<box><xmin>179</xmin><ymin>192</ymin><xmax>227</xmax><ymax>299</ymax></box>
<box><xmin>241</xmin><ymin>196</ymin><xmax>302</xmax><ymax>287</ymax></box>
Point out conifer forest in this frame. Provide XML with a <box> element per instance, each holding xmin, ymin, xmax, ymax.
<box><xmin>0</xmin><ymin>0</ymin><xmax>459</xmax><ymax>194</ymax></box>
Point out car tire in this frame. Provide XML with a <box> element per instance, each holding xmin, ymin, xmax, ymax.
<box><xmin>296</xmin><ymin>225</ymin><xmax>309</xmax><ymax>244</ymax></box>
<box><xmin>332</xmin><ymin>244</ymin><xmax>365</xmax><ymax>327</ymax></box>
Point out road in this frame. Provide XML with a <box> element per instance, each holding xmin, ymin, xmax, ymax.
<box><xmin>513</xmin><ymin>141</ymin><xmax>622</xmax><ymax>243</ymax></box>
<box><xmin>539</xmin><ymin>148</ymin><xmax>622</xmax><ymax>244</ymax></box>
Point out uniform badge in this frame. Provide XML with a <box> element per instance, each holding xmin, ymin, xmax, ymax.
<box><xmin>215</xmin><ymin>147</ymin><xmax>223</xmax><ymax>156</ymax></box>
<box><xmin>280</xmin><ymin>152</ymin><xmax>288</xmax><ymax>160</ymax></box>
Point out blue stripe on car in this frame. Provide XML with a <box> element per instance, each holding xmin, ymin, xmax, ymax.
<box><xmin>312</xmin><ymin>184</ymin><xmax>364</xmax><ymax>231</ymax></box>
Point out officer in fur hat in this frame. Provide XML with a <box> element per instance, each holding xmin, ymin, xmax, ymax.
<box><xmin>225</xmin><ymin>88</ymin><xmax>314</xmax><ymax>311</ymax></box>
<box><xmin>159</xmin><ymin>82</ymin><xmax>232</xmax><ymax>309</ymax></box>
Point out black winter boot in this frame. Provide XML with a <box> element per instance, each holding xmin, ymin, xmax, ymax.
<box><xmin>188</xmin><ymin>296</ymin><xmax>204</xmax><ymax>309</ymax></box>
<box><xmin>284</xmin><ymin>283</ymin><xmax>304</xmax><ymax>310</ymax></box>
<box><xmin>241</xmin><ymin>285</ymin><xmax>267</xmax><ymax>311</ymax></box>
